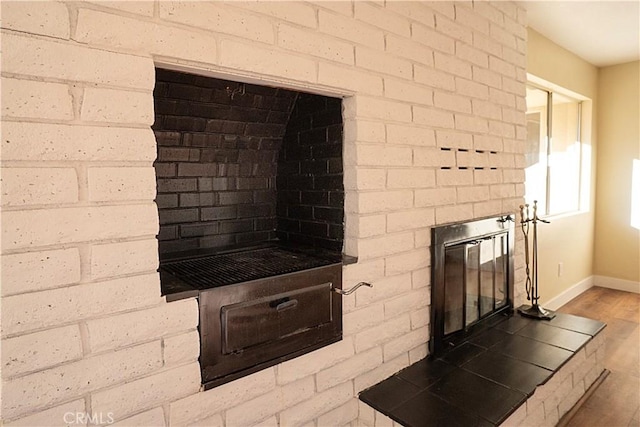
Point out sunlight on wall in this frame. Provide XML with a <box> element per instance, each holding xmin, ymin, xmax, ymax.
<box><xmin>632</xmin><ymin>159</ymin><xmax>640</xmax><ymax>230</ymax></box>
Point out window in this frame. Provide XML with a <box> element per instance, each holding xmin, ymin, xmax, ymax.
<box><xmin>525</xmin><ymin>84</ymin><xmax>588</xmax><ymax>216</ymax></box>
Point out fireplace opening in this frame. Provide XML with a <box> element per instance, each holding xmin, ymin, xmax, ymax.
<box><xmin>152</xmin><ymin>68</ymin><xmax>347</xmax><ymax>388</ymax></box>
<box><xmin>430</xmin><ymin>216</ymin><xmax>515</xmax><ymax>356</ymax></box>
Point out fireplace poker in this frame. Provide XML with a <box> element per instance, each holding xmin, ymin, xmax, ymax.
<box><xmin>517</xmin><ymin>200</ymin><xmax>556</xmax><ymax>320</ymax></box>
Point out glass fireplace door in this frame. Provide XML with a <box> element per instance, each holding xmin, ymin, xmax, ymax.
<box><xmin>443</xmin><ymin>235</ymin><xmax>508</xmax><ymax>337</ymax></box>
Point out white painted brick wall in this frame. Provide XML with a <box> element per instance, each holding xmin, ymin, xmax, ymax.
<box><xmin>1</xmin><ymin>0</ymin><xmax>528</xmax><ymax>424</ymax></box>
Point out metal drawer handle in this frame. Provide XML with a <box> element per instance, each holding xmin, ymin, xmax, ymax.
<box><xmin>275</xmin><ymin>299</ymin><xmax>298</xmax><ymax>312</ymax></box>
<box><xmin>333</xmin><ymin>282</ymin><xmax>373</xmax><ymax>296</ymax></box>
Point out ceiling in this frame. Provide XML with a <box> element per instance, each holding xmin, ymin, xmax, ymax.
<box><xmin>522</xmin><ymin>1</ymin><xmax>640</xmax><ymax>67</ymax></box>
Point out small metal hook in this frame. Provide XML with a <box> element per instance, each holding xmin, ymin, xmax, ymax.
<box><xmin>333</xmin><ymin>282</ymin><xmax>373</xmax><ymax>296</ymax></box>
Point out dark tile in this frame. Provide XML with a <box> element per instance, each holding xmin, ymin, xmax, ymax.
<box><xmin>494</xmin><ymin>315</ymin><xmax>531</xmax><ymax>334</ymax></box>
<box><xmin>427</xmin><ymin>369</ymin><xmax>526</xmax><ymax>425</ymax></box>
<box><xmin>548</xmin><ymin>312</ymin><xmax>606</xmax><ymax>336</ymax></box>
<box><xmin>516</xmin><ymin>321</ymin><xmax>592</xmax><ymax>351</ymax></box>
<box><xmin>396</xmin><ymin>359</ymin><xmax>456</xmax><ymax>389</ymax></box>
<box><xmin>468</xmin><ymin>328</ymin><xmax>511</xmax><ymax>349</ymax></box>
<box><xmin>359</xmin><ymin>376</ymin><xmax>422</xmax><ymax>414</ymax></box>
<box><xmin>391</xmin><ymin>390</ymin><xmax>491</xmax><ymax>427</ymax></box>
<box><xmin>462</xmin><ymin>351</ymin><xmax>553</xmax><ymax>396</ymax></box>
<box><xmin>439</xmin><ymin>342</ymin><xmax>486</xmax><ymax>367</ymax></box>
<box><xmin>492</xmin><ymin>334</ymin><xmax>573</xmax><ymax>371</ymax></box>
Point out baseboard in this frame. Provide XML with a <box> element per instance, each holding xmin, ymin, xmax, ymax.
<box><xmin>594</xmin><ymin>275</ymin><xmax>640</xmax><ymax>294</ymax></box>
<box><xmin>543</xmin><ymin>276</ymin><xmax>594</xmax><ymax>311</ymax></box>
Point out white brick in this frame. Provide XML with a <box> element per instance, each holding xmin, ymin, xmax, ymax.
<box><xmin>91</xmin><ymin>239</ymin><xmax>158</xmax><ymax>280</ymax></box>
<box><xmin>386</xmin><ymin>209</ymin><xmax>434</xmax><ymax>233</ymax></box>
<box><xmin>226</xmin><ymin>377</ymin><xmax>315</xmax><ymax>427</ymax></box>
<box><xmin>414</xmin><ymin>188</ymin><xmax>457</xmax><ymax>207</ymax></box>
<box><xmin>220</xmin><ymin>39</ymin><xmax>316</xmax><ymax>83</ymax></box>
<box><xmin>2</xmin><ymin>325</ymin><xmax>83</xmax><ymax>378</ymax></box>
<box><xmin>356</xmin><ymin>145</ymin><xmax>412</xmax><ymax>166</ymax></box>
<box><xmin>473</xmin><ymin>99</ymin><xmax>502</xmax><ymax>119</ymax></box>
<box><xmin>1</xmin><ymin>168</ymin><xmax>78</xmax><ymax>207</ymax></box>
<box><xmin>414</xmin><ymin>65</ymin><xmax>455</xmax><ymax>91</ymax></box>
<box><xmin>347</xmin><ymin>97</ymin><xmax>412</xmax><ymax>123</ymax></box>
<box><xmin>411</xmin><ymin>23</ymin><xmax>455</xmax><ymax>53</ymax></box>
<box><xmin>343</xmin><ymin>259</ymin><xmax>385</xmax><ymax>288</ymax></box>
<box><xmin>436</xmin><ymin>169</ymin><xmax>473</xmax><ymax>186</ymax></box>
<box><xmin>345</xmin><ymin>120</ymin><xmax>386</xmax><ymax>144</ymax></box>
<box><xmin>474</xmin><ymin>169</ymin><xmax>503</xmax><ymax>185</ymax></box>
<box><xmin>111</xmin><ymin>408</ymin><xmax>166</xmax><ymax>427</ymax></box>
<box><xmin>408</xmin><ymin>344</ymin><xmax>428</xmax><ymax>364</ymax></box>
<box><xmin>414</xmin><ymin>147</ymin><xmax>457</xmax><ymax>168</ymax></box>
<box><xmin>458</xmin><ymin>185</ymin><xmax>491</xmax><ymax>203</ymax></box>
<box><xmin>489</xmin><ymin>87</ymin><xmax>516</xmax><ymax>107</ymax></box>
<box><xmin>188</xmin><ymin>414</ymin><xmax>224</xmax><ymax>427</ymax></box>
<box><xmin>455</xmin><ymin>114</ymin><xmax>489</xmax><ymax>133</ymax></box>
<box><xmin>473</xmin><ymin>66</ymin><xmax>502</xmax><ymax>89</ymax></box>
<box><xmin>411</xmin><ymin>267</ymin><xmax>430</xmax><ymax>289</ymax></box>
<box><xmin>318</xmin><ymin>10</ymin><xmax>384</xmax><ymax>49</ymax></box>
<box><xmin>435</xmin><ymin>204</ymin><xmax>474</xmax><ymax>224</ymax></box>
<box><xmin>1</xmin><ymin>248</ymin><xmax>80</xmax><ymax>296</ymax></box>
<box><xmin>490</xmin><ymin>120</ymin><xmax>516</xmax><ymax>138</ymax></box>
<box><xmin>345</xmin><ymin>168</ymin><xmax>386</xmax><ymax>191</ymax></box>
<box><xmin>386</xmin><ymin>2</ymin><xmax>435</xmax><ymax>26</ymax></box>
<box><xmin>435</xmin><ymin>15</ymin><xmax>472</xmax><ymax>44</ymax></box>
<box><xmin>385</xmin><ymin>35</ymin><xmax>434</xmax><ymax>65</ymax></box>
<box><xmin>387</xmin><ymin>169</ymin><xmax>436</xmax><ymax>189</ymax></box>
<box><xmin>346</xmin><ymin>214</ymin><xmax>387</xmax><ymax>239</ymax></box>
<box><xmin>490</xmin><ymin>22</ymin><xmax>517</xmax><ymax>49</ymax></box>
<box><xmin>357</xmin><ymin>232</ymin><xmax>415</xmax><ymax>260</ymax></box>
<box><xmin>350</xmin><ymin>191</ymin><xmax>413</xmax><ymax>215</ymax></box>
<box><xmin>277</xmin><ymin>338</ymin><xmax>355</xmax><ymax>384</ymax></box>
<box><xmin>356</xmin><ymin>47</ymin><xmax>412</xmax><ymax>79</ymax></box>
<box><xmin>81</xmin><ymin>87</ymin><xmax>153</xmax><ymax>125</ymax></box>
<box><xmin>279</xmin><ymin>382</ymin><xmax>354</xmax><ymax>427</ymax></box>
<box><xmin>383</xmin><ymin>326</ymin><xmax>428</xmax><ymax>362</ymax></box>
<box><xmin>279</xmin><ymin>24</ymin><xmax>353</xmax><ymax>64</ymax></box>
<box><xmin>455</xmin><ymin>4</ymin><xmax>490</xmax><ymax>35</ymax></box>
<box><xmin>2</xmin><ymin>273</ymin><xmax>164</xmax><ymax>336</ymax></box>
<box><xmin>356</xmin><ymin>273</ymin><xmax>412</xmax><ymax>307</ymax></box>
<box><xmin>3</xmin><ymin>204</ymin><xmax>158</xmax><ymax>251</ymax></box>
<box><xmin>474</xmin><ymin>200</ymin><xmax>503</xmax><ymax>217</ymax></box>
<box><xmin>87</xmin><ymin>299</ymin><xmax>197</xmax><ymax>352</ymax></box>
<box><xmin>2</xmin><ymin>78</ymin><xmax>73</xmax><ymax>121</ymax></box>
<box><xmin>2</xmin><ymin>33</ymin><xmax>154</xmax><ymax>90</ymax></box>
<box><xmin>4</xmin><ymin>400</ymin><xmax>85</xmax><ymax>427</ymax></box>
<box><xmin>92</xmin><ymin>363</ymin><xmax>201</xmax><ymax>422</ymax></box>
<box><xmin>436</xmin><ymin>130</ymin><xmax>474</xmax><ymax>150</ymax></box>
<box><xmin>234</xmin><ymin>1</ymin><xmax>317</xmax><ymax>27</ymax></box>
<box><xmin>385</xmin><ymin>250</ymin><xmax>430</xmax><ymax>276</ymax></box>
<box><xmin>358</xmin><ymin>401</ymin><xmax>375</xmax><ymax>426</ymax></box>
<box><xmin>2</xmin><ymin>342</ymin><xmax>162</xmax><ymax>420</ymax></box>
<box><xmin>386</xmin><ymin>124</ymin><xmax>436</xmax><ymax>147</ymax></box>
<box><xmin>1</xmin><ymin>123</ymin><xmax>156</xmax><ymax>162</ymax></box>
<box><xmin>354</xmin><ymin>353</ymin><xmax>409</xmax><ymax>392</ymax></box>
<box><xmin>74</xmin><ymin>9</ymin><xmax>217</xmax><ymax>64</ymax></box>
<box><xmin>170</xmin><ymin>368</ymin><xmax>276</xmax><ymax>425</ymax></box>
<box><xmin>317</xmin><ymin>399</ymin><xmax>359</xmax><ymax>427</ymax></box>
<box><xmin>355</xmin><ymin>2</ymin><xmax>410</xmax><ymax>37</ymax></box>
<box><xmin>355</xmin><ymin>315</ymin><xmax>410</xmax><ymax>353</ymax></box>
<box><xmin>87</xmin><ymin>1</ymin><xmax>154</xmax><ymax>16</ymax></box>
<box><xmin>164</xmin><ymin>330</ymin><xmax>200</xmax><ymax>366</ymax></box>
<box><xmin>88</xmin><ymin>167</ymin><xmax>156</xmax><ymax>202</ymax></box>
<box><xmin>1</xmin><ymin>1</ymin><xmax>70</xmax><ymax>39</ymax></box>
<box><xmin>385</xmin><ymin>78</ymin><xmax>433</xmax><ymax>105</ymax></box>
<box><xmin>344</xmin><ymin>303</ymin><xmax>385</xmax><ymax>336</ymax></box>
<box><xmin>410</xmin><ymin>307</ymin><xmax>430</xmax><ymax>329</ymax></box>
<box><xmin>474</xmin><ymin>135</ymin><xmax>503</xmax><ymax>152</ymax></box>
<box><xmin>317</xmin><ymin>347</ymin><xmax>382</xmax><ymax>391</ymax></box>
<box><xmin>500</xmin><ymin>401</ymin><xmax>527</xmax><ymax>427</ymax></box>
<box><xmin>318</xmin><ymin>63</ymin><xmax>384</xmax><ymax>96</ymax></box>
<box><xmin>457</xmin><ymin>78</ymin><xmax>490</xmax><ymax>100</ymax></box>
<box><xmin>412</xmin><ymin>106</ymin><xmax>455</xmax><ymax>129</ymax></box>
<box><xmin>159</xmin><ymin>2</ymin><xmax>273</xmax><ymax>43</ymax></box>
<box><xmin>434</xmin><ymin>52</ymin><xmax>472</xmax><ymax>79</ymax></box>
<box><xmin>317</xmin><ymin>2</ymin><xmax>353</xmax><ymax>16</ymax></box>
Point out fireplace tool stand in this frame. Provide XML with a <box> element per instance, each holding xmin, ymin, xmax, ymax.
<box><xmin>517</xmin><ymin>201</ymin><xmax>556</xmax><ymax>320</ymax></box>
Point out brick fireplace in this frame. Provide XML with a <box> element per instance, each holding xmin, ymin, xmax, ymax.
<box><xmin>2</xmin><ymin>1</ymin><xmax>530</xmax><ymax>425</ymax></box>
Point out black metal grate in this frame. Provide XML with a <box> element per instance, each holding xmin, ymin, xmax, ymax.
<box><xmin>160</xmin><ymin>247</ymin><xmax>339</xmax><ymax>289</ymax></box>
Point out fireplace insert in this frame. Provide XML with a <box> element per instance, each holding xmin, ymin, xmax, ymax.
<box><xmin>430</xmin><ymin>215</ymin><xmax>515</xmax><ymax>356</ymax></box>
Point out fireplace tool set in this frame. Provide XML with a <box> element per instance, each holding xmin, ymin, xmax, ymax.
<box><xmin>517</xmin><ymin>201</ymin><xmax>556</xmax><ymax>320</ymax></box>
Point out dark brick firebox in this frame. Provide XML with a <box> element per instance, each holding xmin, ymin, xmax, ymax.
<box><xmin>152</xmin><ymin>69</ymin><xmax>344</xmax><ymax>256</ymax></box>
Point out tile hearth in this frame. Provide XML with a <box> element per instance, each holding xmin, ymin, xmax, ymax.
<box><xmin>359</xmin><ymin>312</ymin><xmax>606</xmax><ymax>427</ymax></box>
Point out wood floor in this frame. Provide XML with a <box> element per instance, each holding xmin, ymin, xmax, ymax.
<box><xmin>556</xmin><ymin>286</ymin><xmax>640</xmax><ymax>427</ymax></box>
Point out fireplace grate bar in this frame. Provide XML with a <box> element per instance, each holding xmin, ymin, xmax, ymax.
<box><xmin>160</xmin><ymin>247</ymin><xmax>340</xmax><ymax>289</ymax></box>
